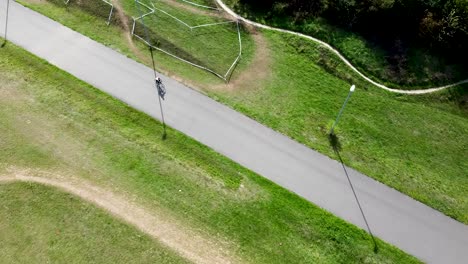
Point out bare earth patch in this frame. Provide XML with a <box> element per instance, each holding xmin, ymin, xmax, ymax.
<box><xmin>214</xmin><ymin>30</ymin><xmax>272</xmax><ymax>91</ymax></box>
<box><xmin>0</xmin><ymin>167</ymin><xmax>242</xmax><ymax>264</ymax></box>
<box><xmin>112</xmin><ymin>0</ymin><xmax>150</xmax><ymax>64</ymax></box>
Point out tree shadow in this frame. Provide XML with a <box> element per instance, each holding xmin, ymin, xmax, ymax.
<box><xmin>328</xmin><ymin>132</ymin><xmax>379</xmax><ymax>253</ymax></box>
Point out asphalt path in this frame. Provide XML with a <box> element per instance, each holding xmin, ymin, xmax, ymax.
<box><xmin>1</xmin><ymin>1</ymin><xmax>467</xmax><ymax>263</ymax></box>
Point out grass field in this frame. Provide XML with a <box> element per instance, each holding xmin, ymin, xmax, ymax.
<box><xmin>223</xmin><ymin>0</ymin><xmax>468</xmax><ymax>89</ymax></box>
<box><xmin>0</xmin><ymin>182</ymin><xmax>188</xmax><ymax>263</ymax></box>
<box><xmin>0</xmin><ymin>40</ymin><xmax>419</xmax><ymax>262</ymax></box>
<box><xmin>177</xmin><ymin>0</ymin><xmax>216</xmax><ymax>7</ymax></box>
<box><xmin>17</xmin><ymin>0</ymin><xmax>468</xmax><ymax>223</ymax></box>
<box><xmin>37</xmin><ymin>0</ymin><xmax>254</xmax><ymax>83</ymax></box>
<box><xmin>130</xmin><ymin>0</ymin><xmax>243</xmax><ymax>78</ymax></box>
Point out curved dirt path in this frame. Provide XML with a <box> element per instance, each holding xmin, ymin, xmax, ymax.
<box><xmin>0</xmin><ymin>169</ymin><xmax>241</xmax><ymax>264</ymax></box>
<box><xmin>215</xmin><ymin>0</ymin><xmax>468</xmax><ymax>94</ymax></box>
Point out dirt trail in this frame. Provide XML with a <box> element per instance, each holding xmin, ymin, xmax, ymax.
<box><xmin>110</xmin><ymin>0</ymin><xmax>270</xmax><ymax>91</ymax></box>
<box><xmin>0</xmin><ymin>168</ymin><xmax>241</xmax><ymax>264</ymax></box>
<box><xmin>112</xmin><ymin>0</ymin><xmax>149</xmax><ymax>63</ymax></box>
<box><xmin>157</xmin><ymin>1</ymin><xmax>273</xmax><ymax>91</ymax></box>
<box><xmin>215</xmin><ymin>30</ymin><xmax>272</xmax><ymax>91</ymax></box>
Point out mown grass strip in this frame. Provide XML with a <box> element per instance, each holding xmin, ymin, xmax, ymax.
<box><xmin>0</xmin><ymin>182</ymin><xmax>189</xmax><ymax>263</ymax></box>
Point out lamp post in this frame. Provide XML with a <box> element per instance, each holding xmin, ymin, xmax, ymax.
<box><xmin>3</xmin><ymin>0</ymin><xmax>10</xmax><ymax>45</ymax></box>
<box><xmin>330</xmin><ymin>84</ymin><xmax>355</xmax><ymax>135</ymax></box>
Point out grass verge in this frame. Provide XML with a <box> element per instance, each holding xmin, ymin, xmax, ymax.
<box><xmin>177</xmin><ymin>0</ymin><xmax>215</xmax><ymax>7</ymax></box>
<box><xmin>0</xmin><ymin>182</ymin><xmax>188</xmax><ymax>263</ymax></box>
<box><xmin>0</xmin><ymin>39</ymin><xmax>419</xmax><ymax>262</ymax></box>
<box><xmin>20</xmin><ymin>0</ymin><xmax>254</xmax><ymax>85</ymax></box>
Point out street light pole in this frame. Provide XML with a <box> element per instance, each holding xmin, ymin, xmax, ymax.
<box><xmin>330</xmin><ymin>84</ymin><xmax>355</xmax><ymax>135</ymax></box>
<box><xmin>2</xmin><ymin>0</ymin><xmax>10</xmax><ymax>45</ymax></box>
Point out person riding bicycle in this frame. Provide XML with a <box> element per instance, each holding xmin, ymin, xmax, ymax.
<box><xmin>155</xmin><ymin>77</ymin><xmax>166</xmax><ymax>100</ymax></box>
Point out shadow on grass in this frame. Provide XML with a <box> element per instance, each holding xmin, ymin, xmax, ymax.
<box><xmin>47</xmin><ymin>0</ymin><xmax>123</xmax><ymax>27</ymax></box>
<box><xmin>328</xmin><ymin>132</ymin><xmax>379</xmax><ymax>253</ymax></box>
<box><xmin>134</xmin><ymin>22</ymin><xmax>211</xmax><ymax>70</ymax></box>
<box><xmin>327</xmin><ymin>132</ymin><xmax>342</xmax><ymax>152</ymax></box>
<box><xmin>448</xmin><ymin>85</ymin><xmax>468</xmax><ymax>111</ymax></box>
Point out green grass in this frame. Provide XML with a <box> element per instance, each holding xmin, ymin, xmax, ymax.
<box><xmin>0</xmin><ymin>40</ymin><xmax>419</xmax><ymax>262</ymax></box>
<box><xmin>131</xmin><ymin>0</ymin><xmax>243</xmax><ymax>76</ymax></box>
<box><xmin>21</xmin><ymin>0</ymin><xmax>254</xmax><ymax>85</ymax></box>
<box><xmin>223</xmin><ymin>0</ymin><xmax>468</xmax><ymax>88</ymax></box>
<box><xmin>0</xmin><ymin>182</ymin><xmax>188</xmax><ymax>263</ymax></box>
<box><xmin>177</xmin><ymin>0</ymin><xmax>216</xmax><ymax>7</ymax></box>
<box><xmin>208</xmin><ymin>31</ymin><xmax>468</xmax><ymax>223</ymax></box>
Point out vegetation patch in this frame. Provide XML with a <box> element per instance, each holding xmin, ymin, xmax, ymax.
<box><xmin>31</xmin><ymin>0</ymin><xmax>252</xmax><ymax>82</ymax></box>
<box><xmin>131</xmin><ymin>0</ymin><xmax>243</xmax><ymax>80</ymax></box>
<box><xmin>177</xmin><ymin>0</ymin><xmax>216</xmax><ymax>7</ymax></box>
<box><xmin>0</xmin><ymin>182</ymin><xmax>188</xmax><ymax>263</ymax></box>
<box><xmin>224</xmin><ymin>0</ymin><xmax>468</xmax><ymax>88</ymax></box>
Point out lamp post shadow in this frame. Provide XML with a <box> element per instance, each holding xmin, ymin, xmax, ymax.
<box><xmin>328</xmin><ymin>132</ymin><xmax>342</xmax><ymax>152</ymax></box>
<box><xmin>159</xmin><ymin>97</ymin><xmax>167</xmax><ymax>141</ymax></box>
<box><xmin>135</xmin><ymin>0</ymin><xmax>168</xmax><ymax>140</ymax></box>
<box><xmin>328</xmin><ymin>132</ymin><xmax>379</xmax><ymax>253</ymax></box>
<box><xmin>151</xmin><ymin>47</ymin><xmax>167</xmax><ymax>141</ymax></box>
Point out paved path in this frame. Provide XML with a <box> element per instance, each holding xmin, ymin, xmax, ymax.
<box><xmin>215</xmin><ymin>0</ymin><xmax>468</xmax><ymax>94</ymax></box>
<box><xmin>1</xmin><ymin>2</ymin><xmax>467</xmax><ymax>263</ymax></box>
